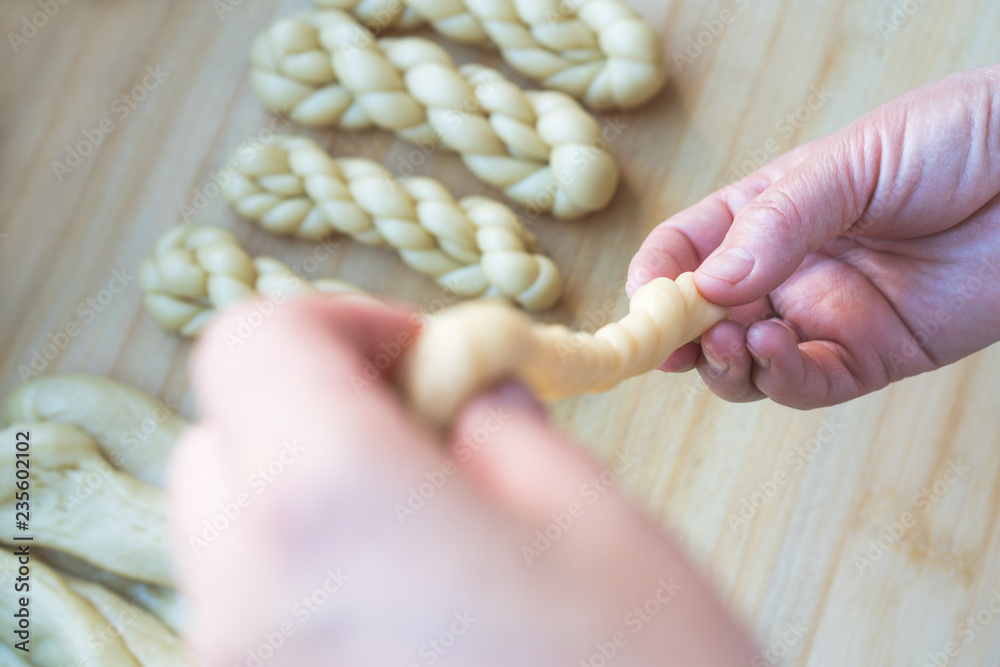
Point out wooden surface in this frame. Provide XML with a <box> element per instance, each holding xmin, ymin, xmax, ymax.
<box><xmin>2</xmin><ymin>0</ymin><xmax>1000</xmax><ymax>664</ymax></box>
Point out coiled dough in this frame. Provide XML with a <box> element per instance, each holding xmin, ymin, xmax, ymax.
<box><xmin>403</xmin><ymin>273</ymin><xmax>732</xmax><ymax>424</ymax></box>
<box><xmin>140</xmin><ymin>225</ymin><xmax>370</xmax><ymax>337</ymax></box>
<box><xmin>314</xmin><ymin>0</ymin><xmax>668</xmax><ymax>111</ymax></box>
<box><xmin>250</xmin><ymin>10</ymin><xmax>620</xmax><ymax>218</ymax></box>
<box><xmin>223</xmin><ymin>136</ymin><xmax>562</xmax><ymax>310</ymax></box>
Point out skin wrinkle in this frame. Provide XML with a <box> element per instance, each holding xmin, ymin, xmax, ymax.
<box><xmin>848</xmin><ymin>111</ymin><xmax>893</xmax><ymax>238</ymax></box>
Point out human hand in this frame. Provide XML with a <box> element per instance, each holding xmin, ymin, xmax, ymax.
<box><xmin>629</xmin><ymin>64</ymin><xmax>1000</xmax><ymax>408</ymax></box>
<box><xmin>170</xmin><ymin>297</ymin><xmax>755</xmax><ymax>666</ymax></box>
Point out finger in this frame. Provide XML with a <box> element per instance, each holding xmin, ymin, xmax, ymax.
<box><xmin>693</xmin><ymin>122</ymin><xmax>881</xmax><ymax>307</ymax></box>
<box><xmin>745</xmin><ymin>320</ymin><xmax>871</xmax><ymax>408</ymax></box>
<box><xmin>656</xmin><ymin>297</ymin><xmax>773</xmax><ymax>375</ymax></box>
<box><xmin>449</xmin><ymin>382</ymin><xmax>601</xmax><ymax>521</ymax></box>
<box><xmin>657</xmin><ymin>343</ymin><xmax>700</xmax><ymax>373</ymax></box>
<box><xmin>168</xmin><ymin>425</ymin><xmax>248</xmax><ymax>655</ymax></box>
<box><xmin>177</xmin><ymin>298</ymin><xmax>450</xmax><ymax>662</ymax></box>
<box><xmin>695</xmin><ymin>320</ymin><xmax>765</xmax><ymax>403</ymax></box>
<box><xmin>190</xmin><ymin>297</ymin><xmax>429</xmax><ymax>477</ymax></box>
<box><xmin>694</xmin><ymin>65</ymin><xmax>1000</xmax><ymax>307</ymax></box>
<box><xmin>627</xmin><ymin>141</ymin><xmax>818</xmax><ymax>295</ymax></box>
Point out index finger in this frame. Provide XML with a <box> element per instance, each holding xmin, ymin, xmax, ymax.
<box><xmin>627</xmin><ymin>141</ymin><xmax>818</xmax><ymax>296</ymax></box>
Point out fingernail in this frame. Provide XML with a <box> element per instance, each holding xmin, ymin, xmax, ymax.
<box><xmin>704</xmin><ymin>351</ymin><xmax>730</xmax><ymax>375</ymax></box>
<box><xmin>700</xmin><ymin>248</ymin><xmax>755</xmax><ymax>284</ymax></box>
<box><xmin>747</xmin><ymin>343</ymin><xmax>771</xmax><ymax>370</ymax></box>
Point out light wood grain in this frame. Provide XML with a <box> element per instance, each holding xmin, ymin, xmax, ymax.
<box><xmin>2</xmin><ymin>1</ymin><xmax>999</xmax><ymax>664</ymax></box>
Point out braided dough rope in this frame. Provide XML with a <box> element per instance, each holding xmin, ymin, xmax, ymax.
<box><xmin>140</xmin><ymin>225</ymin><xmax>371</xmax><ymax>337</ymax></box>
<box><xmin>38</xmin><ymin>547</ymin><xmax>183</xmax><ymax>635</ymax></box>
<box><xmin>0</xmin><ymin>551</ymin><xmax>144</xmax><ymax>666</ymax></box>
<box><xmin>3</xmin><ymin>374</ymin><xmax>188</xmax><ymax>488</ymax></box>
<box><xmin>403</xmin><ymin>274</ymin><xmax>732</xmax><ymax>424</ymax></box>
<box><xmin>223</xmin><ymin>136</ymin><xmax>562</xmax><ymax>310</ymax></box>
<box><xmin>0</xmin><ymin>424</ymin><xmax>171</xmax><ymax>587</ymax></box>
<box><xmin>67</xmin><ymin>577</ymin><xmax>188</xmax><ymax>666</ymax></box>
<box><xmin>315</xmin><ymin>0</ymin><xmax>668</xmax><ymax>111</ymax></box>
<box><xmin>250</xmin><ymin>11</ymin><xmax>620</xmax><ymax>219</ymax></box>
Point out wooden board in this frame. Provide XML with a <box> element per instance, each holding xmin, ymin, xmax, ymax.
<box><xmin>2</xmin><ymin>0</ymin><xmax>999</xmax><ymax>664</ymax></box>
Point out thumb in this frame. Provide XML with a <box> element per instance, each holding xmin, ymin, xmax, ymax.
<box><xmin>449</xmin><ymin>382</ymin><xmax>601</xmax><ymax>521</ymax></box>
<box><xmin>694</xmin><ymin>127</ymin><xmax>877</xmax><ymax>306</ymax></box>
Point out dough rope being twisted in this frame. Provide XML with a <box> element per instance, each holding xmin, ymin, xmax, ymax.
<box><xmin>250</xmin><ymin>10</ymin><xmax>620</xmax><ymax>218</ymax></box>
<box><xmin>403</xmin><ymin>274</ymin><xmax>732</xmax><ymax>424</ymax></box>
<box><xmin>314</xmin><ymin>0</ymin><xmax>668</xmax><ymax>111</ymax></box>
<box><xmin>140</xmin><ymin>225</ymin><xmax>371</xmax><ymax>337</ymax></box>
<box><xmin>223</xmin><ymin>136</ymin><xmax>562</xmax><ymax>310</ymax></box>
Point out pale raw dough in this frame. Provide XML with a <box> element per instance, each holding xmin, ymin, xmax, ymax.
<box><xmin>140</xmin><ymin>225</ymin><xmax>371</xmax><ymax>337</ymax></box>
<box><xmin>37</xmin><ymin>547</ymin><xmax>183</xmax><ymax>634</ymax></box>
<box><xmin>223</xmin><ymin>135</ymin><xmax>563</xmax><ymax>310</ymax></box>
<box><xmin>0</xmin><ymin>423</ymin><xmax>171</xmax><ymax>587</ymax></box>
<box><xmin>66</xmin><ymin>577</ymin><xmax>188</xmax><ymax>667</ymax></box>
<box><xmin>3</xmin><ymin>374</ymin><xmax>188</xmax><ymax>488</ymax></box>
<box><xmin>0</xmin><ymin>641</ymin><xmax>30</xmax><ymax>667</ymax></box>
<box><xmin>250</xmin><ymin>11</ymin><xmax>620</xmax><ymax>218</ymax></box>
<box><xmin>313</xmin><ymin>0</ymin><xmax>667</xmax><ymax>111</ymax></box>
<box><xmin>0</xmin><ymin>551</ymin><xmax>142</xmax><ymax>666</ymax></box>
<box><xmin>403</xmin><ymin>273</ymin><xmax>732</xmax><ymax>424</ymax></box>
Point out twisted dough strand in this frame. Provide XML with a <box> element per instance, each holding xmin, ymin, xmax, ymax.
<box><xmin>403</xmin><ymin>274</ymin><xmax>732</xmax><ymax>424</ymax></box>
<box><xmin>223</xmin><ymin>136</ymin><xmax>562</xmax><ymax>310</ymax></box>
<box><xmin>314</xmin><ymin>0</ymin><xmax>667</xmax><ymax>110</ymax></box>
<box><xmin>250</xmin><ymin>10</ymin><xmax>620</xmax><ymax>218</ymax></box>
<box><xmin>139</xmin><ymin>225</ymin><xmax>370</xmax><ymax>337</ymax></box>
